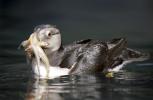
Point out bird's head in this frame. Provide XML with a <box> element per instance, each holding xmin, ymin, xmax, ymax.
<box><xmin>33</xmin><ymin>24</ymin><xmax>62</xmax><ymax>51</ymax></box>
<box><xmin>19</xmin><ymin>24</ymin><xmax>62</xmax><ymax>60</ymax></box>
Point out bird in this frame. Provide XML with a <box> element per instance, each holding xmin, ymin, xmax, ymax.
<box><xmin>20</xmin><ymin>24</ymin><xmax>148</xmax><ymax>79</ymax></box>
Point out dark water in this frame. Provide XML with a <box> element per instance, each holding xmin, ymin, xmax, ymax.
<box><xmin>0</xmin><ymin>46</ymin><xmax>153</xmax><ymax>100</ymax></box>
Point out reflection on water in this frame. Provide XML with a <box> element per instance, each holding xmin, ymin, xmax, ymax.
<box><xmin>25</xmin><ymin>70</ymin><xmax>153</xmax><ymax>100</ymax></box>
<box><xmin>0</xmin><ymin>48</ymin><xmax>153</xmax><ymax>100</ymax></box>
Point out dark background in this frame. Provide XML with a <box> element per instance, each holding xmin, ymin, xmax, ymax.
<box><xmin>0</xmin><ymin>0</ymin><xmax>153</xmax><ymax>53</ymax></box>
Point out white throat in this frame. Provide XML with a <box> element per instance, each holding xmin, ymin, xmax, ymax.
<box><xmin>48</xmin><ymin>34</ymin><xmax>61</xmax><ymax>52</ymax></box>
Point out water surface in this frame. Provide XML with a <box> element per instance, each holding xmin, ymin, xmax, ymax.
<box><xmin>0</xmin><ymin>47</ymin><xmax>153</xmax><ymax>100</ymax></box>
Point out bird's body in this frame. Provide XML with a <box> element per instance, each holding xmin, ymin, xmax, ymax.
<box><xmin>45</xmin><ymin>39</ymin><xmax>108</xmax><ymax>74</ymax></box>
<box><xmin>20</xmin><ymin>24</ymin><xmax>149</xmax><ymax>79</ymax></box>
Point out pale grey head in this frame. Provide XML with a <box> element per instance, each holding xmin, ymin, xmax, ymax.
<box><xmin>34</xmin><ymin>24</ymin><xmax>62</xmax><ymax>52</ymax></box>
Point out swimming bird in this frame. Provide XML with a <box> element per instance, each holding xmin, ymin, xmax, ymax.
<box><xmin>20</xmin><ymin>24</ymin><xmax>148</xmax><ymax>79</ymax></box>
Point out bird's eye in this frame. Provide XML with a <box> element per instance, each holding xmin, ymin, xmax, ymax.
<box><xmin>48</xmin><ymin>32</ymin><xmax>51</xmax><ymax>37</ymax></box>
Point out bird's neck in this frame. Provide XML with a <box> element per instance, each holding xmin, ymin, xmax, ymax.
<box><xmin>48</xmin><ymin>34</ymin><xmax>62</xmax><ymax>52</ymax></box>
<box><xmin>44</xmin><ymin>43</ymin><xmax>63</xmax><ymax>56</ymax></box>
<box><xmin>43</xmin><ymin>42</ymin><xmax>64</xmax><ymax>66</ymax></box>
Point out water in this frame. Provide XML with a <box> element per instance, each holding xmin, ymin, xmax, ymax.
<box><xmin>0</xmin><ymin>47</ymin><xmax>153</xmax><ymax>100</ymax></box>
